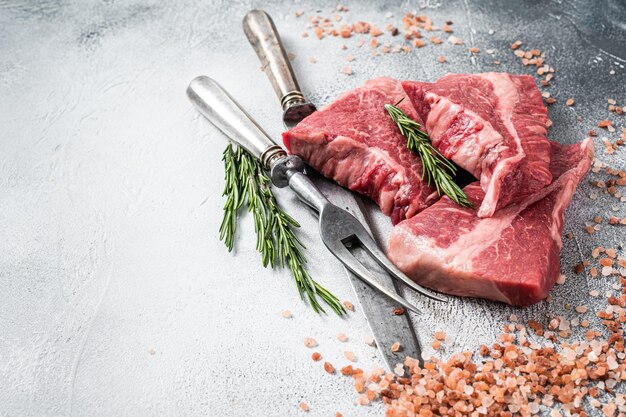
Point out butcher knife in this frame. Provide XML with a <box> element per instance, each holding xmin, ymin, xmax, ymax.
<box><xmin>242</xmin><ymin>9</ymin><xmax>423</xmax><ymax>368</ymax></box>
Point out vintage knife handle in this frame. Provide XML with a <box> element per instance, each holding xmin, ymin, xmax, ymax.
<box><xmin>243</xmin><ymin>10</ymin><xmax>305</xmax><ymax>111</ymax></box>
<box><xmin>186</xmin><ymin>76</ymin><xmax>286</xmax><ymax>171</ymax></box>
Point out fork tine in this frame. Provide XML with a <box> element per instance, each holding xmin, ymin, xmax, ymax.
<box><xmin>355</xmin><ymin>230</ymin><xmax>447</xmax><ymax>303</ymax></box>
<box><xmin>329</xmin><ymin>243</ymin><xmax>422</xmax><ymax>314</ymax></box>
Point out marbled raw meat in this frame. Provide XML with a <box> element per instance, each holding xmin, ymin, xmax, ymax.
<box><xmin>402</xmin><ymin>73</ymin><xmax>552</xmax><ymax>217</ymax></box>
<box><xmin>387</xmin><ymin>139</ymin><xmax>593</xmax><ymax>306</ymax></box>
<box><xmin>282</xmin><ymin>77</ymin><xmax>438</xmax><ymax>225</ymax></box>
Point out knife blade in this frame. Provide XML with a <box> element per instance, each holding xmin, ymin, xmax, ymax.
<box><xmin>242</xmin><ymin>9</ymin><xmax>423</xmax><ymax>369</ymax></box>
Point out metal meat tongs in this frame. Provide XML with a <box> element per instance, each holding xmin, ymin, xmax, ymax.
<box><xmin>187</xmin><ymin>76</ymin><xmax>445</xmax><ymax>313</ymax></box>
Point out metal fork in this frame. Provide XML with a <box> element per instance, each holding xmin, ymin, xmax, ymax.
<box><xmin>187</xmin><ymin>76</ymin><xmax>446</xmax><ymax>313</ymax></box>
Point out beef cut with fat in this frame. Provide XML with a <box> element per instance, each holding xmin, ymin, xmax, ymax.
<box><xmin>282</xmin><ymin>77</ymin><xmax>438</xmax><ymax>225</ymax></box>
<box><xmin>387</xmin><ymin>139</ymin><xmax>593</xmax><ymax>306</ymax></box>
<box><xmin>402</xmin><ymin>73</ymin><xmax>552</xmax><ymax>217</ymax></box>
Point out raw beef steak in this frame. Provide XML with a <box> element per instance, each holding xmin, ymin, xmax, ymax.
<box><xmin>402</xmin><ymin>73</ymin><xmax>552</xmax><ymax>218</ymax></box>
<box><xmin>387</xmin><ymin>139</ymin><xmax>593</xmax><ymax>306</ymax></box>
<box><xmin>282</xmin><ymin>77</ymin><xmax>438</xmax><ymax>225</ymax></box>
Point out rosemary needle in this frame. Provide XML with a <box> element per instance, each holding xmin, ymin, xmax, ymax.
<box><xmin>219</xmin><ymin>143</ymin><xmax>345</xmax><ymax>315</ymax></box>
<box><xmin>385</xmin><ymin>101</ymin><xmax>473</xmax><ymax>208</ymax></box>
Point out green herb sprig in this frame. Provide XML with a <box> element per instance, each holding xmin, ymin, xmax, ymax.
<box><xmin>385</xmin><ymin>101</ymin><xmax>473</xmax><ymax>208</ymax></box>
<box><xmin>219</xmin><ymin>144</ymin><xmax>345</xmax><ymax>315</ymax></box>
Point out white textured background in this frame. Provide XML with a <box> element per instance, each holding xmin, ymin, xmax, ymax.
<box><xmin>1</xmin><ymin>0</ymin><xmax>625</xmax><ymax>416</ymax></box>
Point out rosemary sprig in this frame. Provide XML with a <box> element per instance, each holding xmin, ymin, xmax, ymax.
<box><xmin>219</xmin><ymin>145</ymin><xmax>243</xmax><ymax>251</ymax></box>
<box><xmin>219</xmin><ymin>144</ymin><xmax>345</xmax><ymax>315</ymax></box>
<box><xmin>385</xmin><ymin>101</ymin><xmax>473</xmax><ymax>208</ymax></box>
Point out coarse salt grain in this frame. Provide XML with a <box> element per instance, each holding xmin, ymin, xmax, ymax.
<box><xmin>482</xmin><ymin>397</ymin><xmax>495</xmax><ymax>407</ymax></box>
<box><xmin>340</xmin><ymin>365</ymin><xmax>353</xmax><ymax>376</ymax></box>
<box><xmin>600</xmin><ymin>258</ymin><xmax>613</xmax><ymax>266</ymax></box>
<box><xmin>394</xmin><ymin>363</ymin><xmax>405</xmax><ymax>376</ymax></box>
<box><xmin>549</xmin><ymin>318</ymin><xmax>560</xmax><ymax>330</ymax></box>
<box><xmin>392</xmin><ymin>307</ymin><xmax>405</xmax><ymax>315</ymax></box>
<box><xmin>344</xmin><ymin>351</ymin><xmax>356</xmax><ymax>362</ymax></box>
<box><xmin>323</xmin><ymin>361</ymin><xmax>335</xmax><ymax>374</ymax></box>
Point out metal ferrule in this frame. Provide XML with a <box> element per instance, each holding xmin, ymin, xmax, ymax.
<box><xmin>280</xmin><ymin>90</ymin><xmax>305</xmax><ymax>111</ymax></box>
<box><xmin>260</xmin><ymin>144</ymin><xmax>287</xmax><ymax>171</ymax></box>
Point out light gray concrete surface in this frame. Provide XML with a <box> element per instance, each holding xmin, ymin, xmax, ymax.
<box><xmin>1</xmin><ymin>0</ymin><xmax>625</xmax><ymax>416</ymax></box>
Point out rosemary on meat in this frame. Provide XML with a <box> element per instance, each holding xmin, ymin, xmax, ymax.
<box><xmin>385</xmin><ymin>100</ymin><xmax>473</xmax><ymax>208</ymax></box>
<box><xmin>219</xmin><ymin>144</ymin><xmax>345</xmax><ymax>315</ymax></box>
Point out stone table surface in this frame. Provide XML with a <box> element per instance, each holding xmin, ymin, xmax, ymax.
<box><xmin>1</xmin><ymin>0</ymin><xmax>625</xmax><ymax>416</ymax></box>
